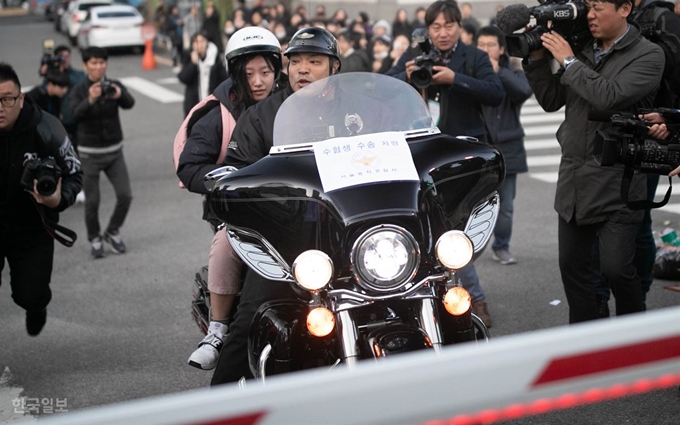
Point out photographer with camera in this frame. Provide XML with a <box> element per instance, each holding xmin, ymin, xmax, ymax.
<box><xmin>521</xmin><ymin>0</ymin><xmax>664</xmax><ymax>323</ymax></box>
<box><xmin>387</xmin><ymin>0</ymin><xmax>504</xmax><ymax>327</ymax></box>
<box><xmin>1</xmin><ymin>63</ymin><xmax>82</xmax><ymax>336</ymax></box>
<box><xmin>70</xmin><ymin>47</ymin><xmax>135</xmax><ymax>259</ymax></box>
<box><xmin>26</xmin><ymin>69</ymin><xmax>70</xmax><ymax>119</ymax></box>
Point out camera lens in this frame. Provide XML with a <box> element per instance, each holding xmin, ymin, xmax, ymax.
<box><xmin>36</xmin><ymin>175</ymin><xmax>58</xmax><ymax>196</ymax></box>
<box><xmin>412</xmin><ymin>64</ymin><xmax>433</xmax><ymax>90</ymax></box>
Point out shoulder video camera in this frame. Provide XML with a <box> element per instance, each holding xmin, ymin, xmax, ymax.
<box><xmin>410</xmin><ymin>28</ymin><xmax>445</xmax><ymax>89</ymax></box>
<box><xmin>40</xmin><ymin>39</ymin><xmax>64</xmax><ymax>72</ymax></box>
<box><xmin>591</xmin><ymin>109</ymin><xmax>680</xmax><ymax>175</ymax></box>
<box><xmin>496</xmin><ymin>0</ymin><xmax>592</xmax><ymax>58</ymax></box>
<box><xmin>20</xmin><ymin>157</ymin><xmax>62</xmax><ymax>196</ymax></box>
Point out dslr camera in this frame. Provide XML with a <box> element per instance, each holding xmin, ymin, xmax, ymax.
<box><xmin>410</xmin><ymin>28</ymin><xmax>445</xmax><ymax>89</ymax></box>
<box><xmin>20</xmin><ymin>157</ymin><xmax>62</xmax><ymax>197</ymax></box>
<box><xmin>592</xmin><ymin>109</ymin><xmax>680</xmax><ymax>175</ymax></box>
<box><xmin>497</xmin><ymin>0</ymin><xmax>592</xmax><ymax>58</ymax></box>
<box><xmin>40</xmin><ymin>38</ymin><xmax>64</xmax><ymax>72</ymax></box>
<box><xmin>99</xmin><ymin>78</ymin><xmax>117</xmax><ymax>98</ymax></box>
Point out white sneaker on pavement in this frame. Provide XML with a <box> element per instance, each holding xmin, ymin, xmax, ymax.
<box><xmin>188</xmin><ymin>321</ymin><xmax>228</xmax><ymax>370</ymax></box>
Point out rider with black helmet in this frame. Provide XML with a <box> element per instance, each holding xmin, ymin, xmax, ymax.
<box><xmin>222</xmin><ymin>27</ymin><xmax>341</xmax><ymax>170</ymax></box>
<box><xmin>211</xmin><ymin>27</ymin><xmax>342</xmax><ymax>385</ymax></box>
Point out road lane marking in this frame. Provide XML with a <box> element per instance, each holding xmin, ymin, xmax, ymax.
<box><xmin>119</xmin><ymin>76</ymin><xmax>183</xmax><ymax>104</ymax></box>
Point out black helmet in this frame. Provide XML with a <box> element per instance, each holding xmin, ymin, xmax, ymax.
<box><xmin>284</xmin><ymin>27</ymin><xmax>340</xmax><ymax>63</ymax></box>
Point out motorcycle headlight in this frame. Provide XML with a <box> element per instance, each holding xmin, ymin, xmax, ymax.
<box><xmin>435</xmin><ymin>230</ymin><xmax>474</xmax><ymax>270</ymax></box>
<box><xmin>293</xmin><ymin>250</ymin><xmax>333</xmax><ymax>291</ymax></box>
<box><xmin>351</xmin><ymin>225</ymin><xmax>420</xmax><ymax>292</ymax></box>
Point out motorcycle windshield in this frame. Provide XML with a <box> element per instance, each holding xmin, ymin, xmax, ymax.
<box><xmin>272</xmin><ymin>72</ymin><xmax>436</xmax><ymax>147</ymax></box>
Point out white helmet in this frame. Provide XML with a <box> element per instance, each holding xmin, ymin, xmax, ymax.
<box><xmin>225</xmin><ymin>27</ymin><xmax>282</xmax><ymax>78</ymax></box>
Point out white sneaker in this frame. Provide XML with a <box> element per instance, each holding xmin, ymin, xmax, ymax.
<box><xmin>75</xmin><ymin>191</ymin><xmax>85</xmax><ymax>204</ymax></box>
<box><xmin>188</xmin><ymin>321</ymin><xmax>228</xmax><ymax>370</ymax></box>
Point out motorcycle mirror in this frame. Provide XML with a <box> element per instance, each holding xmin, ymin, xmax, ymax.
<box><xmin>204</xmin><ymin>166</ymin><xmax>238</xmax><ymax>192</ymax></box>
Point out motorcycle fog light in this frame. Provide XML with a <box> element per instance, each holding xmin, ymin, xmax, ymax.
<box><xmin>293</xmin><ymin>250</ymin><xmax>333</xmax><ymax>291</ymax></box>
<box><xmin>444</xmin><ymin>287</ymin><xmax>471</xmax><ymax>316</ymax></box>
<box><xmin>435</xmin><ymin>230</ymin><xmax>474</xmax><ymax>270</ymax></box>
<box><xmin>307</xmin><ymin>307</ymin><xmax>335</xmax><ymax>337</ymax></box>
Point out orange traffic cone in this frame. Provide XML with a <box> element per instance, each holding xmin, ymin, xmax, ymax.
<box><xmin>142</xmin><ymin>39</ymin><xmax>156</xmax><ymax>70</ymax></box>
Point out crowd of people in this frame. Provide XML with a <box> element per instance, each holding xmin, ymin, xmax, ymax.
<box><xmin>2</xmin><ymin>0</ymin><xmax>680</xmax><ymax>391</ymax></box>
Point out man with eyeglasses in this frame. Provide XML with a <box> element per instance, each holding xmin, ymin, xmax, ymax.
<box><xmin>387</xmin><ymin>0</ymin><xmax>505</xmax><ymax>328</ymax></box>
<box><xmin>0</xmin><ymin>62</ymin><xmax>82</xmax><ymax>336</ymax></box>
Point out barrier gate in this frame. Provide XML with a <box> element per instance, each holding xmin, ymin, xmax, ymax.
<box><xmin>37</xmin><ymin>306</ymin><xmax>680</xmax><ymax>425</ymax></box>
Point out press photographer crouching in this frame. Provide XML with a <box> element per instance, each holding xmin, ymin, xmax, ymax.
<box><xmin>0</xmin><ymin>63</ymin><xmax>82</xmax><ymax>336</ymax></box>
<box><xmin>519</xmin><ymin>0</ymin><xmax>665</xmax><ymax>323</ymax></box>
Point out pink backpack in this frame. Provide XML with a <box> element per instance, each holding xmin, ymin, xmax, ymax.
<box><xmin>173</xmin><ymin>94</ymin><xmax>236</xmax><ymax>188</ymax></box>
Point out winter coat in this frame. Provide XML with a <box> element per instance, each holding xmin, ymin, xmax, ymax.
<box><xmin>387</xmin><ymin>40</ymin><xmax>505</xmax><ymax>141</ymax></box>
<box><xmin>339</xmin><ymin>49</ymin><xmax>372</xmax><ymax>73</ymax></box>
<box><xmin>224</xmin><ymin>86</ymin><xmax>294</xmax><ymax>169</ymax></box>
<box><xmin>0</xmin><ymin>97</ymin><xmax>82</xmax><ymax>230</ymax></box>
<box><xmin>178</xmin><ymin>42</ymin><xmax>228</xmax><ymax>117</ymax></box>
<box><xmin>523</xmin><ymin>25</ymin><xmax>664</xmax><ymax>225</ymax></box>
<box><xmin>481</xmin><ymin>63</ymin><xmax>532</xmax><ymax>174</ymax></box>
<box><xmin>70</xmin><ymin>77</ymin><xmax>135</xmax><ymax>152</ymax></box>
<box><xmin>26</xmin><ymin>84</ymin><xmax>62</xmax><ymax>119</ymax></box>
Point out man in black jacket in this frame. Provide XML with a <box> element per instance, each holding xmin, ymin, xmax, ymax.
<box><xmin>26</xmin><ymin>69</ymin><xmax>70</xmax><ymax>119</ymax></box>
<box><xmin>0</xmin><ymin>63</ymin><xmax>82</xmax><ymax>336</ymax></box>
<box><xmin>70</xmin><ymin>47</ymin><xmax>135</xmax><ymax>259</ymax></box>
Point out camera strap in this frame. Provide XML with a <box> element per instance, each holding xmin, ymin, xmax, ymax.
<box><xmin>621</xmin><ymin>166</ymin><xmax>672</xmax><ymax>210</ymax></box>
<box><xmin>30</xmin><ymin>197</ymin><xmax>77</xmax><ymax>247</ymax></box>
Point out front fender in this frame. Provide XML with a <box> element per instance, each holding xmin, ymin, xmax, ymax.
<box><xmin>249</xmin><ymin>300</ymin><xmax>339</xmax><ymax>377</ymax></box>
<box><xmin>365</xmin><ymin>324</ymin><xmax>433</xmax><ymax>358</ymax></box>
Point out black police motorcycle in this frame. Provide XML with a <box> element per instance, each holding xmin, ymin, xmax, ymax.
<box><xmin>191</xmin><ymin>73</ymin><xmax>504</xmax><ymax>380</ymax></box>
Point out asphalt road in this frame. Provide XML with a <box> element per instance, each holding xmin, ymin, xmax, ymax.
<box><xmin>1</xmin><ymin>13</ymin><xmax>679</xmax><ymax>425</ymax></box>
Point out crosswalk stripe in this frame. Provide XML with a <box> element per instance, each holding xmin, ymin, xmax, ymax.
<box><xmin>660</xmin><ymin>203</ymin><xmax>680</xmax><ymax>214</ymax></box>
<box><xmin>524</xmin><ymin>125</ymin><xmax>560</xmax><ymax>137</ymax></box>
<box><xmin>119</xmin><ymin>76</ymin><xmax>183</xmax><ymax>104</ymax></box>
<box><xmin>525</xmin><ymin>139</ymin><xmax>559</xmax><ymax>150</ymax></box>
<box><xmin>156</xmin><ymin>77</ymin><xmax>180</xmax><ymax>85</ymax></box>
<box><xmin>521</xmin><ymin>114</ymin><xmax>564</xmax><ymax>125</ymax></box>
<box><xmin>527</xmin><ymin>155</ymin><xmax>562</xmax><ymax>167</ymax></box>
<box><xmin>529</xmin><ymin>172</ymin><xmax>559</xmax><ymax>183</ymax></box>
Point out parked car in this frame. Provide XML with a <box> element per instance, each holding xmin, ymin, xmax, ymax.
<box><xmin>77</xmin><ymin>4</ymin><xmax>144</xmax><ymax>50</ymax></box>
<box><xmin>47</xmin><ymin>0</ymin><xmax>70</xmax><ymax>30</ymax></box>
<box><xmin>60</xmin><ymin>0</ymin><xmax>112</xmax><ymax>45</ymax></box>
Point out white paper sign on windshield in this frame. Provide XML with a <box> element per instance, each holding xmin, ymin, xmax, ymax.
<box><xmin>313</xmin><ymin>131</ymin><xmax>419</xmax><ymax>193</ymax></box>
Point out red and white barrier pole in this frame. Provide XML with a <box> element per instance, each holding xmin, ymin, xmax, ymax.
<box><xmin>38</xmin><ymin>306</ymin><xmax>680</xmax><ymax>425</ymax></box>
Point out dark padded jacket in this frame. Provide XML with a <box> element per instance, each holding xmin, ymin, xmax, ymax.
<box><xmin>224</xmin><ymin>86</ymin><xmax>294</xmax><ymax>169</ymax></box>
<box><xmin>70</xmin><ymin>77</ymin><xmax>135</xmax><ymax>151</ymax></box>
<box><xmin>0</xmin><ymin>96</ymin><xmax>82</xmax><ymax>230</ymax></box>
<box><xmin>177</xmin><ymin>78</ymin><xmax>242</xmax><ymax>194</ymax></box>
<box><xmin>481</xmin><ymin>61</ymin><xmax>533</xmax><ymax>174</ymax></box>
<box><xmin>387</xmin><ymin>40</ymin><xmax>505</xmax><ymax>141</ymax></box>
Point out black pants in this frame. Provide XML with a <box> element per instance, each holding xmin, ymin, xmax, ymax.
<box><xmin>80</xmin><ymin>149</ymin><xmax>133</xmax><ymax>241</ymax></box>
<box><xmin>0</xmin><ymin>226</ymin><xmax>54</xmax><ymax>312</ymax></box>
<box><xmin>211</xmin><ymin>270</ymin><xmax>297</xmax><ymax>386</ymax></box>
<box><xmin>558</xmin><ymin>216</ymin><xmax>644</xmax><ymax>323</ymax></box>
